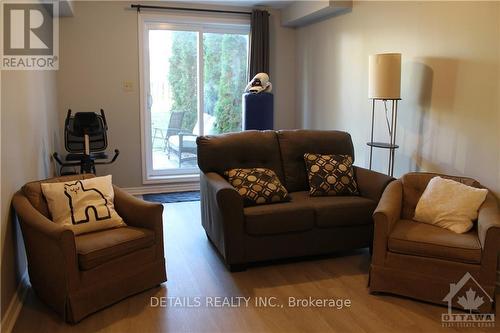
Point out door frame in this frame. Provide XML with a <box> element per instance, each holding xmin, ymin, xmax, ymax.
<box><xmin>138</xmin><ymin>12</ymin><xmax>250</xmax><ymax>184</ymax></box>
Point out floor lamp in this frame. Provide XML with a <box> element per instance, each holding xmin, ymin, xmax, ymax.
<box><xmin>367</xmin><ymin>53</ymin><xmax>401</xmax><ymax>177</ymax></box>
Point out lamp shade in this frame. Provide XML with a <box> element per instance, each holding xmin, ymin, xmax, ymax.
<box><xmin>368</xmin><ymin>53</ymin><xmax>401</xmax><ymax>99</ymax></box>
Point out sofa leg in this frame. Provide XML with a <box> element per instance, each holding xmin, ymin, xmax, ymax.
<box><xmin>228</xmin><ymin>263</ymin><xmax>247</xmax><ymax>272</ymax></box>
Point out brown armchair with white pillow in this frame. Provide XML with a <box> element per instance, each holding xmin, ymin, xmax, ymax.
<box><xmin>12</xmin><ymin>174</ymin><xmax>167</xmax><ymax>323</ymax></box>
<box><xmin>369</xmin><ymin>172</ymin><xmax>500</xmax><ymax>312</ymax></box>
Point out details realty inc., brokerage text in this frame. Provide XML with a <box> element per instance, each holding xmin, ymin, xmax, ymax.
<box><xmin>151</xmin><ymin>296</ymin><xmax>352</xmax><ymax>309</ymax></box>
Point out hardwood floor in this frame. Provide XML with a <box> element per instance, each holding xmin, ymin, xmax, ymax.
<box><xmin>13</xmin><ymin>201</ymin><xmax>499</xmax><ymax>333</ymax></box>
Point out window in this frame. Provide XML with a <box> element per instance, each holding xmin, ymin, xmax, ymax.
<box><xmin>139</xmin><ymin>12</ymin><xmax>250</xmax><ymax>182</ymax></box>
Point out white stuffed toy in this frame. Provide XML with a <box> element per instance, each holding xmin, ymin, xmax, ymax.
<box><xmin>245</xmin><ymin>72</ymin><xmax>272</xmax><ymax>94</ymax></box>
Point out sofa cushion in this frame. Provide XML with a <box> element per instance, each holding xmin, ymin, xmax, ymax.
<box><xmin>225</xmin><ymin>168</ymin><xmax>289</xmax><ymax>206</ymax></box>
<box><xmin>244</xmin><ymin>201</ymin><xmax>314</xmax><ymax>236</ymax></box>
<box><xmin>401</xmin><ymin>172</ymin><xmax>481</xmax><ymax>220</ymax></box>
<box><xmin>304</xmin><ymin>153</ymin><xmax>359</xmax><ymax>196</ymax></box>
<box><xmin>197</xmin><ymin>130</ymin><xmax>285</xmax><ymax>184</ymax></box>
<box><xmin>388</xmin><ymin>219</ymin><xmax>481</xmax><ymax>264</ymax></box>
<box><xmin>75</xmin><ymin>226</ymin><xmax>155</xmax><ymax>270</ymax></box>
<box><xmin>277</xmin><ymin>130</ymin><xmax>354</xmax><ymax>192</ymax></box>
<box><xmin>22</xmin><ymin>174</ymin><xmax>95</xmax><ymax>218</ymax></box>
<box><xmin>289</xmin><ymin>191</ymin><xmax>376</xmax><ymax>227</ymax></box>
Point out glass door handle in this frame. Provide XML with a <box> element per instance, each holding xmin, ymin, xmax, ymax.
<box><xmin>147</xmin><ymin>93</ymin><xmax>153</xmax><ymax>110</ymax></box>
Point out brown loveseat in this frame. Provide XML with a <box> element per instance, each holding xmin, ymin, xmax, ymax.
<box><xmin>370</xmin><ymin>172</ymin><xmax>500</xmax><ymax>311</ymax></box>
<box><xmin>197</xmin><ymin>130</ymin><xmax>393</xmax><ymax>270</ymax></box>
<box><xmin>12</xmin><ymin>174</ymin><xmax>167</xmax><ymax>323</ymax></box>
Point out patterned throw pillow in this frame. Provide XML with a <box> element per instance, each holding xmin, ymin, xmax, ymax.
<box><xmin>224</xmin><ymin>168</ymin><xmax>289</xmax><ymax>206</ymax></box>
<box><xmin>304</xmin><ymin>153</ymin><xmax>359</xmax><ymax>196</ymax></box>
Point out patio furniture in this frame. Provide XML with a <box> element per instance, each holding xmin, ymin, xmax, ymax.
<box><xmin>152</xmin><ymin>127</ymin><xmax>165</xmax><ymax>151</ymax></box>
<box><xmin>167</xmin><ymin>113</ymin><xmax>215</xmax><ymax>168</ymax></box>
<box><xmin>164</xmin><ymin>111</ymin><xmax>185</xmax><ymax>156</ymax></box>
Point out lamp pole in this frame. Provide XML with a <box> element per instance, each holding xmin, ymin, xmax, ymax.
<box><xmin>367</xmin><ymin>53</ymin><xmax>402</xmax><ymax>177</ymax></box>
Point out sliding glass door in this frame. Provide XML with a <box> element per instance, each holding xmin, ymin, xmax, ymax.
<box><xmin>141</xmin><ymin>16</ymin><xmax>249</xmax><ymax>181</ymax></box>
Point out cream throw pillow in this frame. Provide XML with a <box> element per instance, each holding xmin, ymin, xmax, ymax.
<box><xmin>41</xmin><ymin>175</ymin><xmax>125</xmax><ymax>235</ymax></box>
<box><xmin>413</xmin><ymin>176</ymin><xmax>488</xmax><ymax>233</ymax></box>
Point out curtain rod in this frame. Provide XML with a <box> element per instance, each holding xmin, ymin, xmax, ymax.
<box><xmin>131</xmin><ymin>4</ymin><xmax>252</xmax><ymax>15</ymax></box>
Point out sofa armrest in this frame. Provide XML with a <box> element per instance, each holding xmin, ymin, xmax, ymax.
<box><xmin>354</xmin><ymin>166</ymin><xmax>394</xmax><ymax>202</ymax></box>
<box><xmin>113</xmin><ymin>186</ymin><xmax>164</xmax><ymax>230</ymax></box>
<box><xmin>477</xmin><ymin>192</ymin><xmax>500</xmax><ymax>285</ymax></box>
<box><xmin>373</xmin><ymin>180</ymin><xmax>403</xmax><ymax>233</ymax></box>
<box><xmin>12</xmin><ymin>192</ymin><xmax>80</xmax><ymax>291</ymax></box>
<box><xmin>478</xmin><ymin>192</ymin><xmax>500</xmax><ymax>250</ymax></box>
<box><xmin>113</xmin><ymin>186</ymin><xmax>164</xmax><ymax>258</ymax></box>
<box><xmin>200</xmin><ymin>172</ymin><xmax>245</xmax><ymax>266</ymax></box>
<box><xmin>371</xmin><ymin>180</ymin><xmax>403</xmax><ymax>266</ymax></box>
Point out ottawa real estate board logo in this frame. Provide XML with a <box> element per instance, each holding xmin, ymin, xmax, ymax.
<box><xmin>441</xmin><ymin>272</ymin><xmax>495</xmax><ymax>328</ymax></box>
<box><xmin>1</xmin><ymin>1</ymin><xmax>59</xmax><ymax>70</ymax></box>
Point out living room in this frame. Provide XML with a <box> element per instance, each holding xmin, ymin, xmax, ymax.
<box><xmin>1</xmin><ymin>1</ymin><xmax>499</xmax><ymax>332</ymax></box>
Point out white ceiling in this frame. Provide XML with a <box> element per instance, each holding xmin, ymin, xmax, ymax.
<box><xmin>170</xmin><ymin>0</ymin><xmax>295</xmax><ymax>9</ymax></box>
<box><xmin>226</xmin><ymin>1</ymin><xmax>294</xmax><ymax>8</ymax></box>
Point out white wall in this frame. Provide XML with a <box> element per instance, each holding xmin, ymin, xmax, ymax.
<box><xmin>57</xmin><ymin>1</ymin><xmax>297</xmax><ymax>188</ymax></box>
<box><xmin>57</xmin><ymin>1</ymin><xmax>141</xmax><ymax>187</ymax></box>
<box><xmin>269</xmin><ymin>8</ymin><xmax>297</xmax><ymax>130</ymax></box>
<box><xmin>0</xmin><ymin>69</ymin><xmax>59</xmax><ymax>321</ymax></box>
<box><xmin>296</xmin><ymin>1</ymin><xmax>500</xmax><ymax>198</ymax></box>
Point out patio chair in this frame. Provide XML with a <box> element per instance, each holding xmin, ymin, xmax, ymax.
<box><xmin>164</xmin><ymin>111</ymin><xmax>185</xmax><ymax>157</ymax></box>
<box><xmin>167</xmin><ymin>113</ymin><xmax>215</xmax><ymax>168</ymax></box>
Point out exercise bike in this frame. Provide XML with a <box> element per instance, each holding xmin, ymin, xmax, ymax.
<box><xmin>53</xmin><ymin>109</ymin><xmax>120</xmax><ymax>175</ymax></box>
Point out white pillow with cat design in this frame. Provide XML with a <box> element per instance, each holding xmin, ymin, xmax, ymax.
<box><xmin>41</xmin><ymin>175</ymin><xmax>125</xmax><ymax>235</ymax></box>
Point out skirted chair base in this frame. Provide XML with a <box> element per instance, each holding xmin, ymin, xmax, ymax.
<box><xmin>370</xmin><ymin>254</ymin><xmax>496</xmax><ymax>312</ymax></box>
<box><xmin>64</xmin><ymin>258</ymin><xmax>166</xmax><ymax>322</ymax></box>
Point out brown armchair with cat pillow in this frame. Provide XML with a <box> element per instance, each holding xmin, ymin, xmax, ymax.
<box><xmin>12</xmin><ymin>174</ymin><xmax>166</xmax><ymax>323</ymax></box>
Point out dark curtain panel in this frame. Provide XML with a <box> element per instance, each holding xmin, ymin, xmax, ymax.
<box><xmin>249</xmin><ymin>9</ymin><xmax>270</xmax><ymax>78</ymax></box>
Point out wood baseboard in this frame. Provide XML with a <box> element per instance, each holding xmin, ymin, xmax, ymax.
<box><xmin>123</xmin><ymin>182</ymin><xmax>200</xmax><ymax>195</ymax></box>
<box><xmin>1</xmin><ymin>271</ymin><xmax>29</xmax><ymax>333</ymax></box>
